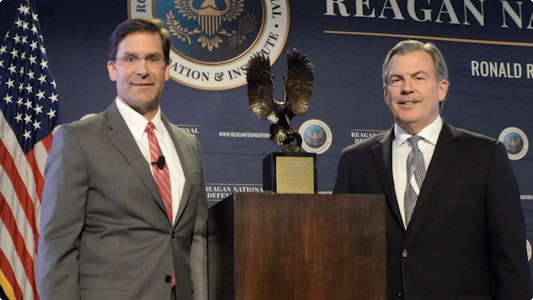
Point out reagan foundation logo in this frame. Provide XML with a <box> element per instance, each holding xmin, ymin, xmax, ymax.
<box><xmin>499</xmin><ymin>127</ymin><xmax>529</xmax><ymax>161</ymax></box>
<box><xmin>299</xmin><ymin>119</ymin><xmax>333</xmax><ymax>155</ymax></box>
<box><xmin>129</xmin><ymin>0</ymin><xmax>290</xmax><ymax>90</ymax></box>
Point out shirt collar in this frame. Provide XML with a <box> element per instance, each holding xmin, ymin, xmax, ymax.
<box><xmin>115</xmin><ymin>97</ymin><xmax>163</xmax><ymax>139</ymax></box>
<box><xmin>394</xmin><ymin>116</ymin><xmax>443</xmax><ymax>146</ymax></box>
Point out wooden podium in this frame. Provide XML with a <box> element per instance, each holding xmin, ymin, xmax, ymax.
<box><xmin>208</xmin><ymin>193</ymin><xmax>386</xmax><ymax>300</ymax></box>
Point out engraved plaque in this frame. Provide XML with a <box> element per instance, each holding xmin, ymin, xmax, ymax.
<box><xmin>263</xmin><ymin>152</ymin><xmax>317</xmax><ymax>193</ymax></box>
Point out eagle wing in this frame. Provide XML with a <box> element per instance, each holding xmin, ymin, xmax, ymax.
<box><xmin>221</xmin><ymin>0</ymin><xmax>245</xmax><ymax>21</ymax></box>
<box><xmin>245</xmin><ymin>53</ymin><xmax>275</xmax><ymax>120</ymax></box>
<box><xmin>284</xmin><ymin>49</ymin><xmax>314</xmax><ymax>116</ymax></box>
<box><xmin>175</xmin><ymin>0</ymin><xmax>197</xmax><ymax>20</ymax></box>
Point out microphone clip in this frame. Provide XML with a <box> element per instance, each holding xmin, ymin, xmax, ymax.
<box><xmin>151</xmin><ymin>155</ymin><xmax>166</xmax><ymax>170</ymax></box>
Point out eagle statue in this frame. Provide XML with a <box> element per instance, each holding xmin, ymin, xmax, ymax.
<box><xmin>245</xmin><ymin>49</ymin><xmax>314</xmax><ymax>152</ymax></box>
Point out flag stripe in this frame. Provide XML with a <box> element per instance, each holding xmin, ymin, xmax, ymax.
<box><xmin>0</xmin><ymin>139</ymin><xmax>39</xmax><ymax>245</ymax></box>
<box><xmin>0</xmin><ymin>249</ymin><xmax>22</xmax><ymax>300</ymax></box>
<box><xmin>31</xmin><ymin>134</ymin><xmax>53</xmax><ymax>201</ymax></box>
<box><xmin>0</xmin><ymin>115</ymin><xmax>40</xmax><ymax>262</ymax></box>
<box><xmin>0</xmin><ymin>193</ymin><xmax>38</xmax><ymax>299</ymax></box>
<box><xmin>34</xmin><ymin>133</ymin><xmax>53</xmax><ymax>173</ymax></box>
<box><xmin>25</xmin><ymin>148</ymin><xmax>45</xmax><ymax>208</ymax></box>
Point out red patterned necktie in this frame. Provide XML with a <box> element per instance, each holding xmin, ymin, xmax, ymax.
<box><xmin>145</xmin><ymin>122</ymin><xmax>173</xmax><ymax>223</ymax></box>
<box><xmin>146</xmin><ymin>122</ymin><xmax>176</xmax><ymax>287</ymax></box>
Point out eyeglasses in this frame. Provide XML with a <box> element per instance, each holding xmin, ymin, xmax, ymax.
<box><xmin>113</xmin><ymin>55</ymin><xmax>167</xmax><ymax>68</ymax></box>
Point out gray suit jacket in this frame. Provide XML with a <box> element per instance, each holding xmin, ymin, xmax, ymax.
<box><xmin>37</xmin><ymin>102</ymin><xmax>208</xmax><ymax>300</ymax></box>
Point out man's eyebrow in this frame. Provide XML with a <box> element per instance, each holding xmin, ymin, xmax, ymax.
<box><xmin>410</xmin><ymin>70</ymin><xmax>429</xmax><ymax>77</ymax></box>
<box><xmin>119</xmin><ymin>51</ymin><xmax>162</xmax><ymax>57</ymax></box>
<box><xmin>120</xmin><ymin>51</ymin><xmax>136</xmax><ymax>57</ymax></box>
<box><xmin>388</xmin><ymin>73</ymin><xmax>404</xmax><ymax>80</ymax></box>
<box><xmin>388</xmin><ymin>70</ymin><xmax>430</xmax><ymax>80</ymax></box>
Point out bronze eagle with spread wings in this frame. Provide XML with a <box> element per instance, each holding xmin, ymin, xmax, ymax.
<box><xmin>245</xmin><ymin>49</ymin><xmax>314</xmax><ymax>152</ymax></box>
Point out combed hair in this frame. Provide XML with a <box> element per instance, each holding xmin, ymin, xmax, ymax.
<box><xmin>108</xmin><ymin>18</ymin><xmax>171</xmax><ymax>63</ymax></box>
<box><xmin>382</xmin><ymin>40</ymin><xmax>448</xmax><ymax>85</ymax></box>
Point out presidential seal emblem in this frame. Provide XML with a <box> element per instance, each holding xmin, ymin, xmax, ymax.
<box><xmin>129</xmin><ymin>0</ymin><xmax>290</xmax><ymax>90</ymax></box>
<box><xmin>299</xmin><ymin>119</ymin><xmax>333</xmax><ymax>154</ymax></box>
<box><xmin>498</xmin><ymin>127</ymin><xmax>529</xmax><ymax>160</ymax></box>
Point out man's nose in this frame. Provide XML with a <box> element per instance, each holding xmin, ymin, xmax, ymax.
<box><xmin>401</xmin><ymin>78</ymin><xmax>414</xmax><ymax>94</ymax></box>
<box><xmin>136</xmin><ymin>59</ymin><xmax>149</xmax><ymax>76</ymax></box>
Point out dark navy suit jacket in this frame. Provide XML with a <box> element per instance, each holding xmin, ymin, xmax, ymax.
<box><xmin>334</xmin><ymin>122</ymin><xmax>531</xmax><ymax>300</ymax></box>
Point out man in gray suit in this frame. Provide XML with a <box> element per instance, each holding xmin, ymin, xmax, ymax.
<box><xmin>37</xmin><ymin>18</ymin><xmax>208</xmax><ymax>300</ymax></box>
<box><xmin>334</xmin><ymin>40</ymin><xmax>531</xmax><ymax>299</ymax></box>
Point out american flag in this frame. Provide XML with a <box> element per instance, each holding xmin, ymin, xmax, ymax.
<box><xmin>0</xmin><ymin>0</ymin><xmax>59</xmax><ymax>299</ymax></box>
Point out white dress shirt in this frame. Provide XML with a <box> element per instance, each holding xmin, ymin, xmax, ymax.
<box><xmin>116</xmin><ymin>98</ymin><xmax>185</xmax><ymax>222</ymax></box>
<box><xmin>392</xmin><ymin>116</ymin><xmax>443</xmax><ymax>228</ymax></box>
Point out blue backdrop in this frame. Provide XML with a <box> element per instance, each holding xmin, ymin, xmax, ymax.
<box><xmin>1</xmin><ymin>0</ymin><xmax>532</xmax><ymax>278</ymax></box>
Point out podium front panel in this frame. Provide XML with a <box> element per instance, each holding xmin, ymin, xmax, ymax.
<box><xmin>208</xmin><ymin>193</ymin><xmax>386</xmax><ymax>300</ymax></box>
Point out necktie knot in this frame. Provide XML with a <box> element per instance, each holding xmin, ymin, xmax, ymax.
<box><xmin>407</xmin><ymin>135</ymin><xmax>422</xmax><ymax>149</ymax></box>
<box><xmin>145</xmin><ymin>121</ymin><xmax>155</xmax><ymax>134</ymax></box>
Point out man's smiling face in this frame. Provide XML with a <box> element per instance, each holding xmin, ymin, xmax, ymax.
<box><xmin>107</xmin><ymin>31</ymin><xmax>170</xmax><ymax>119</ymax></box>
<box><xmin>383</xmin><ymin>50</ymin><xmax>448</xmax><ymax>135</ymax></box>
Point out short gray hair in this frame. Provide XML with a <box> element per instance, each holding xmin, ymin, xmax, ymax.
<box><xmin>382</xmin><ymin>40</ymin><xmax>448</xmax><ymax>85</ymax></box>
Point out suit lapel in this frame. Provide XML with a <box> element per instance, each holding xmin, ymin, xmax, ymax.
<box><xmin>372</xmin><ymin>128</ymin><xmax>404</xmax><ymax>228</ymax></box>
<box><xmin>161</xmin><ymin>113</ymin><xmax>192</xmax><ymax>227</ymax></box>
<box><xmin>105</xmin><ymin>103</ymin><xmax>170</xmax><ymax>222</ymax></box>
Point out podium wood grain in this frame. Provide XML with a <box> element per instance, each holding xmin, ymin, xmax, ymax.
<box><xmin>208</xmin><ymin>193</ymin><xmax>386</xmax><ymax>300</ymax></box>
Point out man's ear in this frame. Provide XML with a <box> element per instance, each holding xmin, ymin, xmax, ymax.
<box><xmin>383</xmin><ymin>84</ymin><xmax>390</xmax><ymax>104</ymax></box>
<box><xmin>107</xmin><ymin>61</ymin><xmax>117</xmax><ymax>81</ymax></box>
<box><xmin>438</xmin><ymin>79</ymin><xmax>449</xmax><ymax>102</ymax></box>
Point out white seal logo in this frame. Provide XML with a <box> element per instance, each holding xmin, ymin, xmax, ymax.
<box><xmin>299</xmin><ymin>119</ymin><xmax>333</xmax><ymax>154</ymax></box>
<box><xmin>498</xmin><ymin>127</ymin><xmax>529</xmax><ymax>160</ymax></box>
<box><xmin>129</xmin><ymin>0</ymin><xmax>290</xmax><ymax>90</ymax></box>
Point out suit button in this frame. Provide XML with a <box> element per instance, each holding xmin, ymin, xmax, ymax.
<box><xmin>397</xmin><ymin>291</ymin><xmax>403</xmax><ymax>297</ymax></box>
<box><xmin>402</xmin><ymin>249</ymin><xmax>408</xmax><ymax>258</ymax></box>
<box><xmin>165</xmin><ymin>275</ymin><xmax>172</xmax><ymax>283</ymax></box>
<box><xmin>172</xmin><ymin>232</ymin><xmax>176</xmax><ymax>238</ymax></box>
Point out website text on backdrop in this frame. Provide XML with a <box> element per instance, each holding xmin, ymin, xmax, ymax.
<box><xmin>37</xmin><ymin>18</ymin><xmax>208</xmax><ymax>300</ymax></box>
<box><xmin>333</xmin><ymin>39</ymin><xmax>532</xmax><ymax>299</ymax></box>
<box><xmin>245</xmin><ymin>49</ymin><xmax>317</xmax><ymax>193</ymax></box>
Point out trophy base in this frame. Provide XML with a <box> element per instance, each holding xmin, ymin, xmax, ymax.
<box><xmin>263</xmin><ymin>152</ymin><xmax>317</xmax><ymax>194</ymax></box>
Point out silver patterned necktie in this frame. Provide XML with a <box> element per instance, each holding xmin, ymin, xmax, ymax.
<box><xmin>404</xmin><ymin>135</ymin><xmax>426</xmax><ymax>227</ymax></box>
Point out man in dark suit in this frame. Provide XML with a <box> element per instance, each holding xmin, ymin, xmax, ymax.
<box><xmin>37</xmin><ymin>19</ymin><xmax>208</xmax><ymax>299</ymax></box>
<box><xmin>333</xmin><ymin>40</ymin><xmax>532</xmax><ymax>299</ymax></box>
